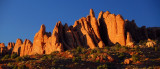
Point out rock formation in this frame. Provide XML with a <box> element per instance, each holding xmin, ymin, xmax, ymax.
<box><xmin>0</xmin><ymin>43</ymin><xmax>7</xmax><ymax>55</ymax></box>
<box><xmin>31</xmin><ymin>24</ymin><xmax>51</xmax><ymax>55</ymax></box>
<box><xmin>20</xmin><ymin>39</ymin><xmax>33</xmax><ymax>56</ymax></box>
<box><xmin>12</xmin><ymin>39</ymin><xmax>23</xmax><ymax>55</ymax></box>
<box><xmin>7</xmin><ymin>42</ymin><xmax>15</xmax><ymax>54</ymax></box>
<box><xmin>45</xmin><ymin>21</ymin><xmax>64</xmax><ymax>54</ymax></box>
<box><xmin>0</xmin><ymin>9</ymin><xmax>158</xmax><ymax>56</ymax></box>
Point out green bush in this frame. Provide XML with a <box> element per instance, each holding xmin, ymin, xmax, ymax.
<box><xmin>97</xmin><ymin>64</ymin><xmax>108</xmax><ymax>69</ymax></box>
<box><xmin>114</xmin><ymin>43</ymin><xmax>121</xmax><ymax>51</ymax></box>
<box><xmin>118</xmin><ymin>53</ymin><xmax>125</xmax><ymax>60</ymax></box>
<box><xmin>104</xmin><ymin>46</ymin><xmax>110</xmax><ymax>50</ymax></box>
<box><xmin>97</xmin><ymin>49</ymin><xmax>102</xmax><ymax>54</ymax></box>
<box><xmin>93</xmin><ymin>54</ymin><xmax>97</xmax><ymax>59</ymax></box>
<box><xmin>47</xmin><ymin>55</ymin><xmax>53</xmax><ymax>59</ymax></box>
<box><xmin>135</xmin><ymin>45</ymin><xmax>140</xmax><ymax>51</ymax></box>
<box><xmin>11</xmin><ymin>53</ymin><xmax>18</xmax><ymax>59</ymax></box>
<box><xmin>23</xmin><ymin>55</ymin><xmax>30</xmax><ymax>61</ymax></box>
<box><xmin>132</xmin><ymin>54</ymin><xmax>139</xmax><ymax>62</ymax></box>
<box><xmin>41</xmin><ymin>55</ymin><xmax>48</xmax><ymax>60</ymax></box>
<box><xmin>72</xmin><ymin>57</ymin><xmax>81</xmax><ymax>62</ymax></box>
<box><xmin>91</xmin><ymin>49</ymin><xmax>97</xmax><ymax>54</ymax></box>
<box><xmin>1</xmin><ymin>54</ymin><xmax>10</xmax><ymax>60</ymax></box>
<box><xmin>76</xmin><ymin>46</ymin><xmax>82</xmax><ymax>53</ymax></box>
<box><xmin>13</xmin><ymin>65</ymin><xmax>18</xmax><ymax>69</ymax></box>
<box><xmin>155</xmin><ymin>46</ymin><xmax>158</xmax><ymax>52</ymax></box>
<box><xmin>16</xmin><ymin>57</ymin><xmax>23</xmax><ymax>62</ymax></box>
<box><xmin>18</xmin><ymin>64</ymin><xmax>28</xmax><ymax>69</ymax></box>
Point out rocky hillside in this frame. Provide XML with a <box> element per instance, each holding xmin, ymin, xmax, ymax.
<box><xmin>0</xmin><ymin>9</ymin><xmax>160</xmax><ymax>56</ymax></box>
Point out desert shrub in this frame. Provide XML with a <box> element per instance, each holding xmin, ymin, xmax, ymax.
<box><xmin>1</xmin><ymin>54</ymin><xmax>10</xmax><ymax>60</ymax></box>
<box><xmin>132</xmin><ymin>54</ymin><xmax>139</xmax><ymax>62</ymax></box>
<box><xmin>77</xmin><ymin>46</ymin><xmax>82</xmax><ymax>53</ymax></box>
<box><xmin>121</xmin><ymin>46</ymin><xmax>128</xmax><ymax>52</ymax></box>
<box><xmin>155</xmin><ymin>46</ymin><xmax>158</xmax><ymax>52</ymax></box>
<box><xmin>23</xmin><ymin>55</ymin><xmax>30</xmax><ymax>61</ymax></box>
<box><xmin>104</xmin><ymin>46</ymin><xmax>110</xmax><ymax>50</ymax></box>
<box><xmin>96</xmin><ymin>59</ymin><xmax>100</xmax><ymax>63</ymax></box>
<box><xmin>118</xmin><ymin>53</ymin><xmax>125</xmax><ymax>60</ymax></box>
<box><xmin>7</xmin><ymin>62</ymin><xmax>14</xmax><ymax>68</ymax></box>
<box><xmin>16</xmin><ymin>57</ymin><xmax>23</xmax><ymax>62</ymax></box>
<box><xmin>52</xmin><ymin>60</ymin><xmax>56</xmax><ymax>65</ymax></box>
<box><xmin>135</xmin><ymin>45</ymin><xmax>140</xmax><ymax>51</ymax></box>
<box><xmin>18</xmin><ymin>64</ymin><xmax>28</xmax><ymax>69</ymax></box>
<box><xmin>114</xmin><ymin>42</ymin><xmax>121</xmax><ymax>51</ymax></box>
<box><xmin>11</xmin><ymin>53</ymin><xmax>18</xmax><ymax>59</ymax></box>
<box><xmin>97</xmin><ymin>49</ymin><xmax>102</xmax><ymax>54</ymax></box>
<box><xmin>91</xmin><ymin>49</ymin><xmax>97</xmax><ymax>54</ymax></box>
<box><xmin>93</xmin><ymin>54</ymin><xmax>98</xmax><ymax>59</ymax></box>
<box><xmin>51</xmin><ymin>51</ymin><xmax>59</xmax><ymax>55</ymax></box>
<box><xmin>41</xmin><ymin>55</ymin><xmax>48</xmax><ymax>60</ymax></box>
<box><xmin>97</xmin><ymin>64</ymin><xmax>108</xmax><ymax>69</ymax></box>
<box><xmin>47</xmin><ymin>55</ymin><xmax>53</xmax><ymax>59</ymax></box>
<box><xmin>139</xmin><ymin>40</ymin><xmax>147</xmax><ymax>46</ymax></box>
<box><xmin>72</xmin><ymin>56</ymin><xmax>81</xmax><ymax>62</ymax></box>
<box><xmin>13</xmin><ymin>65</ymin><xmax>18</xmax><ymax>69</ymax></box>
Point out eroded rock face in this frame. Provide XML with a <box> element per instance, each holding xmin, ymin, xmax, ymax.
<box><xmin>103</xmin><ymin>14</ymin><xmax>126</xmax><ymax>45</ymax></box>
<box><xmin>32</xmin><ymin>24</ymin><xmax>50</xmax><ymax>55</ymax></box>
<box><xmin>7</xmin><ymin>42</ymin><xmax>15</xmax><ymax>50</ymax></box>
<box><xmin>0</xmin><ymin>43</ymin><xmax>5</xmax><ymax>47</ymax></box>
<box><xmin>2</xmin><ymin>9</ymin><xmax>160</xmax><ymax>56</ymax></box>
<box><xmin>126</xmin><ymin>32</ymin><xmax>134</xmax><ymax>47</ymax></box>
<box><xmin>45</xmin><ymin>21</ymin><xmax>64</xmax><ymax>54</ymax></box>
<box><xmin>12</xmin><ymin>39</ymin><xmax>23</xmax><ymax>55</ymax></box>
<box><xmin>20</xmin><ymin>39</ymin><xmax>33</xmax><ymax>56</ymax></box>
<box><xmin>0</xmin><ymin>43</ymin><xmax>7</xmax><ymax>55</ymax></box>
<box><xmin>7</xmin><ymin>42</ymin><xmax>15</xmax><ymax>54</ymax></box>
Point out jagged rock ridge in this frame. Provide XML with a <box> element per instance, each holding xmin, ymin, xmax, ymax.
<box><xmin>0</xmin><ymin>9</ymin><xmax>160</xmax><ymax>56</ymax></box>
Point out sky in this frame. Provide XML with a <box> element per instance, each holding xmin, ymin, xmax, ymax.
<box><xmin>0</xmin><ymin>0</ymin><xmax>160</xmax><ymax>46</ymax></box>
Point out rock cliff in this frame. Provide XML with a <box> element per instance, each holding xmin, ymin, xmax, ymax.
<box><xmin>1</xmin><ymin>9</ymin><xmax>159</xmax><ymax>56</ymax></box>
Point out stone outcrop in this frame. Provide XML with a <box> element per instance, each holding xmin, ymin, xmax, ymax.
<box><xmin>7</xmin><ymin>42</ymin><xmax>15</xmax><ymax>54</ymax></box>
<box><xmin>0</xmin><ymin>9</ymin><xmax>158</xmax><ymax>56</ymax></box>
<box><xmin>45</xmin><ymin>21</ymin><xmax>64</xmax><ymax>54</ymax></box>
<box><xmin>31</xmin><ymin>24</ymin><xmax>51</xmax><ymax>55</ymax></box>
<box><xmin>102</xmin><ymin>13</ymin><xmax>126</xmax><ymax>45</ymax></box>
<box><xmin>126</xmin><ymin>32</ymin><xmax>134</xmax><ymax>47</ymax></box>
<box><xmin>0</xmin><ymin>43</ymin><xmax>7</xmax><ymax>55</ymax></box>
<box><xmin>20</xmin><ymin>39</ymin><xmax>33</xmax><ymax>56</ymax></box>
<box><xmin>12</xmin><ymin>39</ymin><xmax>23</xmax><ymax>55</ymax></box>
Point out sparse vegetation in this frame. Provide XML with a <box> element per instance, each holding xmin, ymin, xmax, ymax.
<box><xmin>16</xmin><ymin>57</ymin><xmax>23</xmax><ymax>62</ymax></box>
<box><xmin>0</xmin><ymin>40</ymin><xmax>160</xmax><ymax>68</ymax></box>
<box><xmin>11</xmin><ymin>53</ymin><xmax>18</xmax><ymax>59</ymax></box>
<box><xmin>1</xmin><ymin>54</ymin><xmax>10</xmax><ymax>60</ymax></box>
